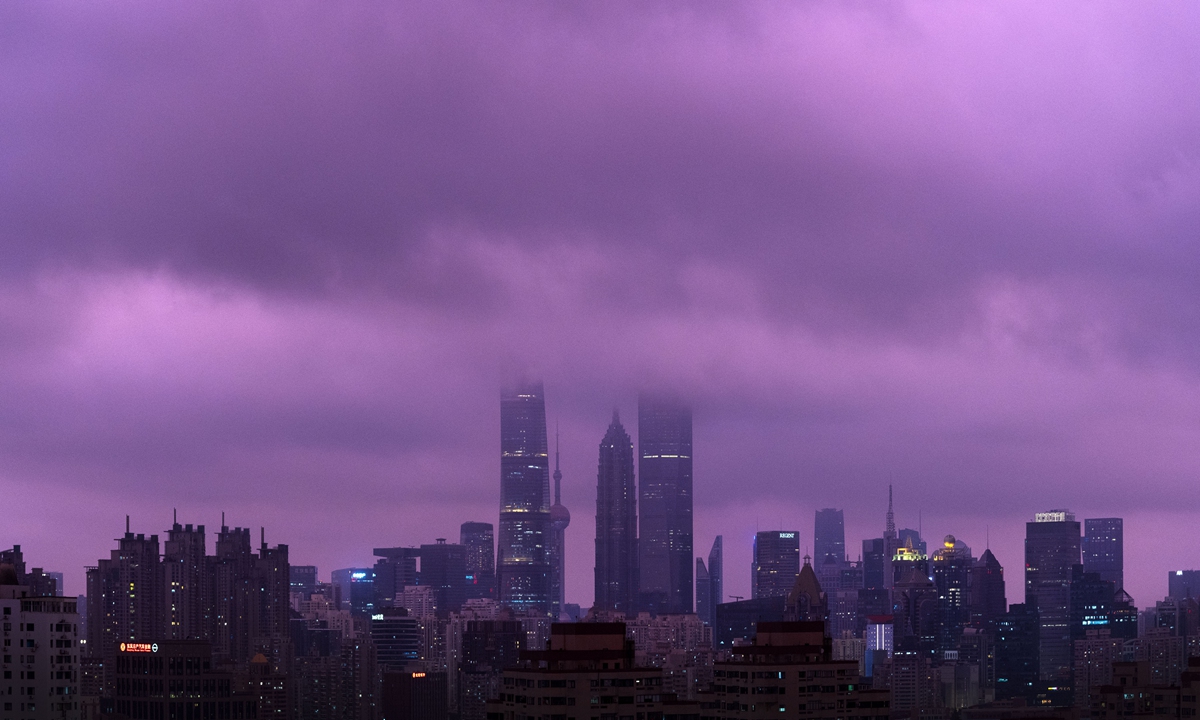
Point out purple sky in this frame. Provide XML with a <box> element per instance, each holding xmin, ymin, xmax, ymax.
<box><xmin>2</xmin><ymin>2</ymin><xmax>1200</xmax><ymax>607</ymax></box>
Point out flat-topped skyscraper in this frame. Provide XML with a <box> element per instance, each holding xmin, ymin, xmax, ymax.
<box><xmin>637</xmin><ymin>393</ymin><xmax>693</xmax><ymax>614</ymax></box>
<box><xmin>498</xmin><ymin>381</ymin><xmax>552</xmax><ymax>615</ymax></box>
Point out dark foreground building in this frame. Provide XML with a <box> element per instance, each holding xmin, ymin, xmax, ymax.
<box><xmin>110</xmin><ymin>640</ymin><xmax>258</xmax><ymax>720</ymax></box>
<box><xmin>485</xmin><ymin>623</ymin><xmax>698</xmax><ymax>720</ymax></box>
<box><xmin>381</xmin><ymin>671</ymin><xmax>447</xmax><ymax>720</ymax></box>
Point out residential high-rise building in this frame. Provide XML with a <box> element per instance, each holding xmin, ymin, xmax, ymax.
<box><xmin>814</xmin><ymin>509</ymin><xmax>846</xmax><ymax>566</ymax></box>
<box><xmin>637</xmin><ymin>393</ymin><xmax>693</xmax><ymax>614</ymax></box>
<box><xmin>1083</xmin><ymin>518</ymin><xmax>1123</xmax><ymax>591</ymax></box>
<box><xmin>498</xmin><ymin>381</ymin><xmax>552</xmax><ymax>615</ymax></box>
<box><xmin>1025</xmin><ymin>510</ymin><xmax>1081</xmax><ymax>701</ymax></box>
<box><xmin>752</xmin><ymin>531</ymin><xmax>800</xmax><ymax>600</ymax></box>
<box><xmin>86</xmin><ymin>525</ymin><xmax>165</xmax><ymax>694</ymax></box>
<box><xmin>548</xmin><ymin>429</ymin><xmax>571</xmax><ymax>619</ymax></box>
<box><xmin>1</xmin><ymin>564</ymin><xmax>81</xmax><ymax>718</ymax></box>
<box><xmin>460</xmin><ymin>522</ymin><xmax>496</xmax><ymax>601</ymax></box>
<box><xmin>594</xmin><ymin>411</ymin><xmax>638</xmax><ymax>613</ymax></box>
<box><xmin>163</xmin><ymin>519</ymin><xmax>208</xmax><ymax>641</ymax></box>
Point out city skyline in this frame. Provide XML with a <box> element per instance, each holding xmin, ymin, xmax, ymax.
<box><xmin>3</xmin><ymin>2</ymin><xmax>1200</xmax><ymax>620</ymax></box>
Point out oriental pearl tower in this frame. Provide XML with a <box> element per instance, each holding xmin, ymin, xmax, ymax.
<box><xmin>549</xmin><ymin>426</ymin><xmax>571</xmax><ymax>619</ymax></box>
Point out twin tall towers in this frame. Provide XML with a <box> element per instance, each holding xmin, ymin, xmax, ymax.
<box><xmin>498</xmin><ymin>381</ymin><xmax>693</xmax><ymax>618</ymax></box>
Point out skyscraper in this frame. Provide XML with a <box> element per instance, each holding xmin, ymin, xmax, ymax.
<box><xmin>814</xmin><ymin>509</ymin><xmax>846</xmax><ymax>566</ymax></box>
<box><xmin>163</xmin><ymin>519</ymin><xmax>208</xmax><ymax>641</ymax></box>
<box><xmin>696</xmin><ymin>535</ymin><xmax>723</xmax><ymax>626</ymax></box>
<box><xmin>1082</xmin><ymin>517</ymin><xmax>1123</xmax><ymax>591</ymax></box>
<box><xmin>752</xmin><ymin>531</ymin><xmax>800</xmax><ymax>600</ymax></box>
<box><xmin>969</xmin><ymin>548</ymin><xmax>1006</xmax><ymax>630</ymax></box>
<box><xmin>594</xmin><ymin>411</ymin><xmax>638</xmax><ymax>613</ymax></box>
<box><xmin>549</xmin><ymin>428</ymin><xmax>571</xmax><ymax>619</ymax></box>
<box><xmin>421</xmin><ymin>538</ymin><xmax>468</xmax><ymax>617</ymax></box>
<box><xmin>637</xmin><ymin>393</ymin><xmax>693</xmax><ymax>614</ymax></box>
<box><xmin>1025</xmin><ymin>509</ymin><xmax>1081</xmax><ymax>699</ymax></box>
<box><xmin>930</xmin><ymin>534</ymin><xmax>973</xmax><ymax>654</ymax></box>
<box><xmin>498</xmin><ymin>381</ymin><xmax>552</xmax><ymax>615</ymax></box>
<box><xmin>460</xmin><ymin>522</ymin><xmax>496</xmax><ymax>600</ymax></box>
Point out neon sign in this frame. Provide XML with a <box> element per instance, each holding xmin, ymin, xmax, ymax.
<box><xmin>120</xmin><ymin>642</ymin><xmax>158</xmax><ymax>653</ymax></box>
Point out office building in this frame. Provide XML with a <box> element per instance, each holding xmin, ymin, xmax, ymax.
<box><xmin>814</xmin><ymin>508</ymin><xmax>846</xmax><ymax>567</ymax></box>
<box><xmin>714</xmin><ymin>597</ymin><xmax>787</xmax><ymax>648</ymax></box>
<box><xmin>289</xmin><ymin>565</ymin><xmax>318</xmax><ymax>597</ymax></box>
<box><xmin>331</xmin><ymin>567</ymin><xmax>376</xmax><ymax>616</ymax></box>
<box><xmin>0</xmin><ymin>569</ymin><xmax>80</xmax><ymax>719</ymax></box>
<box><xmin>637</xmin><ymin>393</ymin><xmax>693</xmax><ymax>615</ymax></box>
<box><xmin>931</xmin><ymin>534</ymin><xmax>973</xmax><ymax>654</ymax></box>
<box><xmin>707</xmin><ymin>537</ymin><xmax>723</xmax><ymax>621</ymax></box>
<box><xmin>419</xmin><ymin>539</ymin><xmax>467</xmax><ymax>617</ymax></box>
<box><xmin>498</xmin><ymin>381</ymin><xmax>552</xmax><ymax>615</ymax></box>
<box><xmin>695</xmin><ymin>559</ymin><xmax>710</xmax><ymax>627</ymax></box>
<box><xmin>458</xmin><ymin>619</ymin><xmax>525</xmax><ymax>720</ymax></box>
<box><xmin>1083</xmin><ymin>518</ymin><xmax>1123</xmax><ymax>591</ymax></box>
<box><xmin>1170</xmin><ymin>570</ymin><xmax>1200</xmax><ymax>601</ymax></box>
<box><xmin>381</xmin><ymin>670</ymin><xmax>447</xmax><ymax>720</ymax></box>
<box><xmin>548</xmin><ymin>430</ymin><xmax>571</xmax><ymax>619</ymax></box>
<box><xmin>1025</xmin><ymin>510</ymin><xmax>1081</xmax><ymax>701</ymax></box>
<box><xmin>862</xmin><ymin>538</ymin><xmax>887</xmax><ymax>590</ymax></box>
<box><xmin>374</xmin><ymin>547</ymin><xmax>420</xmax><ymax>608</ymax></box>
<box><xmin>594</xmin><ymin>411</ymin><xmax>639</xmax><ymax>613</ymax></box>
<box><xmin>751</xmin><ymin>531</ymin><xmax>800</xmax><ymax>600</ymax></box>
<box><xmin>370</xmin><ymin>608</ymin><xmax>421</xmax><ymax>671</ymax></box>
<box><xmin>110</xmin><ymin>641</ymin><xmax>257</xmax><ymax>720</ymax></box>
<box><xmin>969</xmin><ymin>548</ymin><xmax>1006</xmax><ymax>631</ymax></box>
<box><xmin>460</xmin><ymin>523</ymin><xmax>496</xmax><ymax>601</ymax></box>
<box><xmin>995</xmin><ymin>603</ymin><xmax>1039</xmax><ymax>702</ymax></box>
<box><xmin>710</xmin><ymin>622</ymin><xmax>891</xmax><ymax>720</ymax></box>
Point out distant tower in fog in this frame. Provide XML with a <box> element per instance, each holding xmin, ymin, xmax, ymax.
<box><xmin>460</xmin><ymin>522</ymin><xmax>496</xmax><ymax>600</ymax></box>
<box><xmin>814</xmin><ymin>509</ymin><xmax>846</xmax><ymax>565</ymax></box>
<box><xmin>594</xmin><ymin>411</ymin><xmax>638</xmax><ymax>613</ymax></box>
<box><xmin>498</xmin><ymin>381</ymin><xmax>552</xmax><ymax>615</ymax></box>
<box><xmin>549</xmin><ymin>428</ymin><xmax>571</xmax><ymax>618</ymax></box>
<box><xmin>637</xmin><ymin>393</ymin><xmax>693</xmax><ymax>614</ymax></box>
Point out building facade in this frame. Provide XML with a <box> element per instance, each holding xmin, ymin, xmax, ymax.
<box><xmin>752</xmin><ymin>532</ymin><xmax>800</xmax><ymax>601</ymax></box>
<box><xmin>0</xmin><ymin>575</ymin><xmax>81</xmax><ymax>720</ymax></box>
<box><xmin>1082</xmin><ymin>518</ymin><xmax>1123</xmax><ymax>592</ymax></box>
<box><xmin>638</xmin><ymin>394</ymin><xmax>693</xmax><ymax>615</ymax></box>
<box><xmin>595</xmin><ymin>411</ymin><xmax>639</xmax><ymax>614</ymax></box>
<box><xmin>1025</xmin><ymin>510</ymin><xmax>1081</xmax><ymax>701</ymax></box>
<box><xmin>498</xmin><ymin>382</ymin><xmax>553</xmax><ymax>615</ymax></box>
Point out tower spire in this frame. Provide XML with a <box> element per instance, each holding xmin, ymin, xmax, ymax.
<box><xmin>553</xmin><ymin>422</ymin><xmax>562</xmax><ymax>505</ymax></box>
<box><xmin>885</xmin><ymin>484</ymin><xmax>896</xmax><ymax>540</ymax></box>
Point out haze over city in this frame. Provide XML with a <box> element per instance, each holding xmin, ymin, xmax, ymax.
<box><xmin>3</xmin><ymin>0</ymin><xmax>1200</xmax><ymax>616</ymax></box>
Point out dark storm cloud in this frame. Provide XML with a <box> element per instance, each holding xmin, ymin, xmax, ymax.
<box><xmin>1</xmin><ymin>1</ymin><xmax>1199</xmax><ymax>603</ymax></box>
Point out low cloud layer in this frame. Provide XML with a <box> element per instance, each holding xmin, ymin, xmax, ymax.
<box><xmin>1</xmin><ymin>1</ymin><xmax>1198</xmax><ymax>604</ymax></box>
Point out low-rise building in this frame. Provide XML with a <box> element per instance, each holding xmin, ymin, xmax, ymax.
<box><xmin>485</xmin><ymin>623</ymin><xmax>698</xmax><ymax>720</ymax></box>
<box><xmin>709</xmin><ymin>621</ymin><xmax>889</xmax><ymax>720</ymax></box>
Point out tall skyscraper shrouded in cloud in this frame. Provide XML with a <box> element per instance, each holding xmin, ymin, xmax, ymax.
<box><xmin>1082</xmin><ymin>517</ymin><xmax>1123</xmax><ymax>591</ymax></box>
<box><xmin>814</xmin><ymin>509</ymin><xmax>846</xmax><ymax>566</ymax></box>
<box><xmin>548</xmin><ymin>428</ymin><xmax>570</xmax><ymax>618</ymax></box>
<box><xmin>594</xmin><ymin>410</ymin><xmax>638</xmax><ymax>613</ymax></box>
<box><xmin>498</xmin><ymin>381</ymin><xmax>552</xmax><ymax>615</ymax></box>
<box><xmin>752</xmin><ymin>530</ymin><xmax>800</xmax><ymax>600</ymax></box>
<box><xmin>1025</xmin><ymin>509</ymin><xmax>1081</xmax><ymax>701</ymax></box>
<box><xmin>461</xmin><ymin>521</ymin><xmax>496</xmax><ymax>600</ymax></box>
<box><xmin>637</xmin><ymin>393</ymin><xmax>693</xmax><ymax>614</ymax></box>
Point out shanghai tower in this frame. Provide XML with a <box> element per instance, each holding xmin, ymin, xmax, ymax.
<box><xmin>637</xmin><ymin>393</ymin><xmax>693</xmax><ymax>614</ymax></box>
<box><xmin>595</xmin><ymin>410</ymin><xmax>638</xmax><ymax>613</ymax></box>
<box><xmin>498</xmin><ymin>381</ymin><xmax>552</xmax><ymax>615</ymax></box>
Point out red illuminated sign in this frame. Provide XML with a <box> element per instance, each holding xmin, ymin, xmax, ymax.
<box><xmin>120</xmin><ymin>642</ymin><xmax>158</xmax><ymax>653</ymax></box>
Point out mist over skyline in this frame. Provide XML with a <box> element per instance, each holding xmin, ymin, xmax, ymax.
<box><xmin>2</xmin><ymin>1</ymin><xmax>1200</xmax><ymax>609</ymax></box>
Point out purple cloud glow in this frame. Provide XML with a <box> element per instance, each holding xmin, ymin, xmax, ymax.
<box><xmin>2</xmin><ymin>1</ymin><xmax>1199</xmax><ymax>606</ymax></box>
